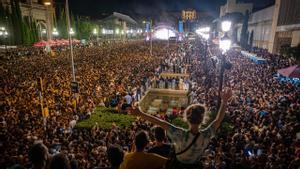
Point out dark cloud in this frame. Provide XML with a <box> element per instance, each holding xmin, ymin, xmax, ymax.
<box><xmin>66</xmin><ymin>0</ymin><xmax>274</xmax><ymax>18</ymax></box>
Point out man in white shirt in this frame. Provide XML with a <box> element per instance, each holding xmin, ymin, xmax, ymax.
<box><xmin>124</xmin><ymin>93</ymin><xmax>133</xmax><ymax>105</ymax></box>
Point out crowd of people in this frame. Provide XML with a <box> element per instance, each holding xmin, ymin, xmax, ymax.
<box><xmin>188</xmin><ymin>39</ymin><xmax>300</xmax><ymax>168</ymax></box>
<box><xmin>0</xmin><ymin>38</ymin><xmax>299</xmax><ymax>169</ymax></box>
<box><xmin>0</xmin><ymin>41</ymin><xmax>167</xmax><ymax>168</ymax></box>
<box><xmin>149</xmin><ymin>76</ymin><xmax>190</xmax><ymax>91</ymax></box>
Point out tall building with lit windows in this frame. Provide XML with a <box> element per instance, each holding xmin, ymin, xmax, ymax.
<box><xmin>182</xmin><ymin>9</ymin><xmax>197</xmax><ymax>21</ymax></box>
<box><xmin>181</xmin><ymin>9</ymin><xmax>197</xmax><ymax>32</ymax></box>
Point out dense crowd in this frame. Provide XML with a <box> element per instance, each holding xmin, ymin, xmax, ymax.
<box><xmin>189</xmin><ymin>40</ymin><xmax>300</xmax><ymax>168</ymax></box>
<box><xmin>0</xmin><ymin>38</ymin><xmax>299</xmax><ymax>169</ymax></box>
<box><xmin>0</xmin><ymin>41</ymin><xmax>167</xmax><ymax>168</ymax></box>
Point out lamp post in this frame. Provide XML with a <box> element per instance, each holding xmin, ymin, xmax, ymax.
<box><xmin>115</xmin><ymin>28</ymin><xmax>119</xmax><ymax>41</ymax></box>
<box><xmin>102</xmin><ymin>28</ymin><xmax>106</xmax><ymax>42</ymax></box>
<box><xmin>43</xmin><ymin>1</ymin><xmax>52</xmax><ymax>41</ymax></box>
<box><xmin>144</xmin><ymin>20</ymin><xmax>153</xmax><ymax>55</ymax></box>
<box><xmin>65</xmin><ymin>0</ymin><xmax>76</xmax><ymax>83</ymax></box>
<box><xmin>150</xmin><ymin>25</ymin><xmax>153</xmax><ymax>56</ymax></box>
<box><xmin>52</xmin><ymin>28</ymin><xmax>59</xmax><ymax>38</ymax></box>
<box><xmin>196</xmin><ymin>27</ymin><xmax>210</xmax><ymax>87</ymax></box>
<box><xmin>0</xmin><ymin>27</ymin><xmax>8</xmax><ymax>52</ymax></box>
<box><xmin>93</xmin><ymin>28</ymin><xmax>98</xmax><ymax>45</ymax></box>
<box><xmin>217</xmin><ymin>20</ymin><xmax>232</xmax><ymax>109</ymax></box>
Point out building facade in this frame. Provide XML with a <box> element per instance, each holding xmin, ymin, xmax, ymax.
<box><xmin>1</xmin><ymin>0</ymin><xmax>55</xmax><ymax>40</ymax></box>
<box><xmin>181</xmin><ymin>9</ymin><xmax>197</xmax><ymax>32</ymax></box>
<box><xmin>98</xmin><ymin>12</ymin><xmax>140</xmax><ymax>40</ymax></box>
<box><xmin>270</xmin><ymin>0</ymin><xmax>300</xmax><ymax>53</ymax></box>
<box><xmin>182</xmin><ymin>9</ymin><xmax>197</xmax><ymax>21</ymax></box>
<box><xmin>235</xmin><ymin>0</ymin><xmax>300</xmax><ymax>53</ymax></box>
<box><xmin>237</xmin><ymin>6</ymin><xmax>274</xmax><ymax>49</ymax></box>
<box><xmin>220</xmin><ymin>0</ymin><xmax>253</xmax><ymax>17</ymax></box>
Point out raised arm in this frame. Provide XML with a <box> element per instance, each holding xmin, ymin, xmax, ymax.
<box><xmin>127</xmin><ymin>106</ymin><xmax>172</xmax><ymax>130</ymax></box>
<box><xmin>211</xmin><ymin>88</ymin><xmax>232</xmax><ymax>130</ymax></box>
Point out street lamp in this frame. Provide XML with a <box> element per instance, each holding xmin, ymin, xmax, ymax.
<box><xmin>52</xmin><ymin>28</ymin><xmax>59</xmax><ymax>37</ymax></box>
<box><xmin>217</xmin><ymin>20</ymin><xmax>232</xmax><ymax>109</ymax></box>
<box><xmin>196</xmin><ymin>26</ymin><xmax>211</xmax><ymax>86</ymax></box>
<box><xmin>93</xmin><ymin>28</ymin><xmax>99</xmax><ymax>44</ymax></box>
<box><xmin>43</xmin><ymin>1</ymin><xmax>52</xmax><ymax>41</ymax></box>
<box><xmin>69</xmin><ymin>28</ymin><xmax>75</xmax><ymax>35</ymax></box>
<box><xmin>93</xmin><ymin>28</ymin><xmax>98</xmax><ymax>35</ymax></box>
<box><xmin>221</xmin><ymin>21</ymin><xmax>231</xmax><ymax>32</ymax></box>
<box><xmin>0</xmin><ymin>26</ymin><xmax>8</xmax><ymax>52</ymax></box>
<box><xmin>115</xmin><ymin>28</ymin><xmax>119</xmax><ymax>34</ymax></box>
<box><xmin>219</xmin><ymin>21</ymin><xmax>232</xmax><ymax>53</ymax></box>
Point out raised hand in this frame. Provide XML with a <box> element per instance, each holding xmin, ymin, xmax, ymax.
<box><xmin>220</xmin><ymin>88</ymin><xmax>232</xmax><ymax>102</ymax></box>
<box><xmin>126</xmin><ymin>106</ymin><xmax>142</xmax><ymax>116</ymax></box>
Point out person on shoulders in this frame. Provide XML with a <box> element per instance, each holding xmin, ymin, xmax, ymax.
<box><xmin>119</xmin><ymin>131</ymin><xmax>167</xmax><ymax>169</ymax></box>
<box><xmin>148</xmin><ymin>126</ymin><xmax>171</xmax><ymax>158</ymax></box>
<box><xmin>127</xmin><ymin>88</ymin><xmax>232</xmax><ymax>167</ymax></box>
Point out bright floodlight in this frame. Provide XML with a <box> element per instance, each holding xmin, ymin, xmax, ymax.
<box><xmin>219</xmin><ymin>38</ymin><xmax>232</xmax><ymax>52</ymax></box>
<box><xmin>121</xmin><ymin>30</ymin><xmax>124</xmax><ymax>35</ymax></box>
<box><xmin>115</xmin><ymin>28</ymin><xmax>119</xmax><ymax>34</ymax></box>
<box><xmin>4</xmin><ymin>31</ymin><xmax>8</xmax><ymax>35</ymax></box>
<box><xmin>102</xmin><ymin>28</ymin><xmax>106</xmax><ymax>34</ymax></box>
<box><xmin>154</xmin><ymin>28</ymin><xmax>175</xmax><ymax>40</ymax></box>
<box><xmin>221</xmin><ymin>21</ymin><xmax>231</xmax><ymax>32</ymax></box>
<box><xmin>42</xmin><ymin>29</ymin><xmax>46</xmax><ymax>34</ymax></box>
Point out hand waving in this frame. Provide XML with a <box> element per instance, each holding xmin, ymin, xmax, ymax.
<box><xmin>126</xmin><ymin>104</ymin><xmax>142</xmax><ymax>116</ymax></box>
<box><xmin>220</xmin><ymin>88</ymin><xmax>232</xmax><ymax>102</ymax></box>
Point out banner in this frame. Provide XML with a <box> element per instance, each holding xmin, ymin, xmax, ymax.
<box><xmin>146</xmin><ymin>22</ymin><xmax>150</xmax><ymax>33</ymax></box>
<box><xmin>178</xmin><ymin>21</ymin><xmax>183</xmax><ymax>33</ymax></box>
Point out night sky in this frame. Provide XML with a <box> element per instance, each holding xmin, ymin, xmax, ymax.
<box><xmin>60</xmin><ymin>0</ymin><xmax>275</xmax><ymax>19</ymax></box>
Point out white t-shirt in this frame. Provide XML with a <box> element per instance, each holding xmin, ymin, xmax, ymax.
<box><xmin>167</xmin><ymin>124</ymin><xmax>215</xmax><ymax>164</ymax></box>
<box><xmin>69</xmin><ymin>120</ymin><xmax>77</xmax><ymax>129</ymax></box>
<box><xmin>124</xmin><ymin>95</ymin><xmax>132</xmax><ymax>105</ymax></box>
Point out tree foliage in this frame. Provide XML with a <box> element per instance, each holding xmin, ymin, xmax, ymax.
<box><xmin>56</xmin><ymin>8</ymin><xmax>99</xmax><ymax>40</ymax></box>
<box><xmin>0</xmin><ymin>0</ymin><xmax>39</xmax><ymax>45</ymax></box>
<box><xmin>280</xmin><ymin>44</ymin><xmax>300</xmax><ymax>62</ymax></box>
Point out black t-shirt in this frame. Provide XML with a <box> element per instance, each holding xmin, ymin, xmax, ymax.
<box><xmin>148</xmin><ymin>143</ymin><xmax>172</xmax><ymax>158</ymax></box>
